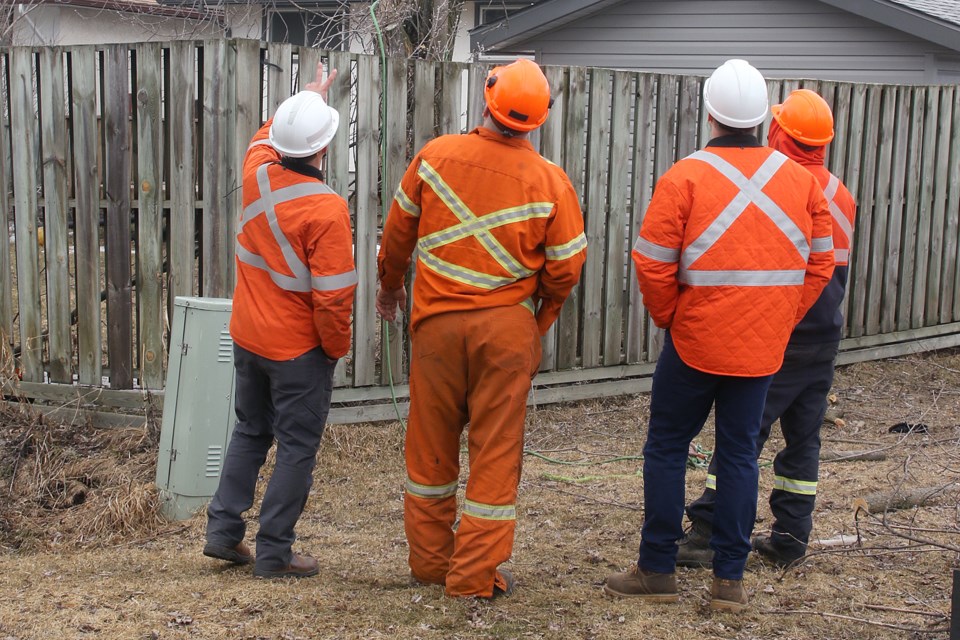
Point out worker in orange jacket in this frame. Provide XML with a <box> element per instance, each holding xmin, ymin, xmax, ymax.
<box><xmin>605</xmin><ymin>60</ymin><xmax>834</xmax><ymax>612</ymax></box>
<box><xmin>680</xmin><ymin>89</ymin><xmax>857</xmax><ymax>568</ymax></box>
<box><xmin>376</xmin><ymin>59</ymin><xmax>587</xmax><ymax>599</ymax></box>
<box><xmin>205</xmin><ymin>63</ymin><xmax>357</xmax><ymax>579</ymax></box>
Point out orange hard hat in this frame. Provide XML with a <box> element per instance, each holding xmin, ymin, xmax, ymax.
<box><xmin>484</xmin><ymin>59</ymin><xmax>552</xmax><ymax>132</ymax></box>
<box><xmin>771</xmin><ymin>89</ymin><xmax>834</xmax><ymax>146</ymax></box>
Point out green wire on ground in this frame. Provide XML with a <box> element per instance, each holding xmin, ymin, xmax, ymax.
<box><xmin>370</xmin><ymin>0</ymin><xmax>406</xmax><ymax>429</ymax></box>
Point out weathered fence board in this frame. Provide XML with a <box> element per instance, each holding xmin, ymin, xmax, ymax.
<box><xmin>0</xmin><ymin>54</ymin><xmax>13</xmax><ymax>352</ymax></box>
<box><xmin>69</xmin><ymin>47</ymin><xmax>102</xmax><ymax>386</ymax></box>
<box><xmin>0</xmin><ymin>40</ymin><xmax>957</xmax><ymax>416</ymax></box>
<box><xmin>601</xmin><ymin>71</ymin><xmax>632</xmax><ymax>367</ymax></box>
<box><xmin>134</xmin><ymin>42</ymin><xmax>164</xmax><ymax>390</ymax></box>
<box><xmin>10</xmin><ymin>48</ymin><xmax>43</xmax><ymax>382</ymax></box>
<box><xmin>353</xmin><ymin>54</ymin><xmax>379</xmax><ymax>387</ymax></box>
<box><xmin>626</xmin><ymin>73</ymin><xmax>656</xmax><ymax>363</ymax></box>
<box><xmin>556</xmin><ymin>65</ymin><xmax>587</xmax><ymax>369</ymax></box>
<box><xmin>581</xmin><ymin>68</ymin><xmax>611</xmax><ymax>369</ymax></box>
<box><xmin>39</xmin><ymin>47</ymin><xmax>71</xmax><ymax>383</ymax></box>
<box><xmin>898</xmin><ymin>87</ymin><xmax>925</xmax><ymax>331</ymax></box>
<box><xmin>103</xmin><ymin>44</ymin><xmax>133</xmax><ymax>388</ymax></box>
<box><xmin>168</xmin><ymin>41</ymin><xmax>196</xmax><ymax>304</ymax></box>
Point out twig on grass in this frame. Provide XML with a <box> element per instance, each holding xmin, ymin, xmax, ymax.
<box><xmin>760</xmin><ymin>608</ymin><xmax>947</xmax><ymax>633</ymax></box>
<box><xmin>526</xmin><ymin>481</ymin><xmax>643</xmax><ymax>511</ymax></box>
<box><xmin>860</xmin><ymin>603</ymin><xmax>947</xmax><ymax>619</ymax></box>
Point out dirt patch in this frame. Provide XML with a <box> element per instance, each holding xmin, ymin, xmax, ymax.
<box><xmin>0</xmin><ymin>351</ymin><xmax>959</xmax><ymax>638</ymax></box>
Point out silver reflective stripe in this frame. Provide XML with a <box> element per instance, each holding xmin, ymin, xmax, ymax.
<box><xmin>520</xmin><ymin>298</ymin><xmax>535</xmax><ymax>314</ymax></box>
<box><xmin>810</xmin><ymin>235</ymin><xmax>833</xmax><ymax>254</ymax></box>
<box><xmin>418</xmin><ymin>160</ymin><xmax>529</xmax><ymax>278</ymax></box>
<box><xmin>633</xmin><ymin>236</ymin><xmax>680</xmax><ymax>263</ymax></box>
<box><xmin>312</xmin><ymin>269</ymin><xmax>358</xmax><ymax>291</ymax></box>
<box><xmin>546</xmin><ymin>232</ymin><xmax>588</xmax><ymax>261</ymax></box>
<box><xmin>824</xmin><ymin>173</ymin><xmax>853</xmax><ymax>246</ymax></box>
<box><xmin>416</xmin><ymin>246</ymin><xmax>517</xmax><ymax>290</ymax></box>
<box><xmin>773</xmin><ymin>475</ymin><xmax>817</xmax><ymax>496</ymax></box>
<box><xmin>419</xmin><ymin>202</ymin><xmax>553</xmax><ymax>253</ymax></box>
<box><xmin>256</xmin><ymin>164</ymin><xmax>311</xmax><ymax>282</ymax></box>
<box><xmin>237</xmin><ymin>166</ymin><xmax>352</xmax><ymax>294</ymax></box>
<box><xmin>405</xmin><ymin>478</ymin><xmax>458</xmax><ymax>499</ymax></box>
<box><xmin>394</xmin><ymin>184</ymin><xmax>421</xmax><ymax>217</ymax></box>
<box><xmin>463</xmin><ymin>499</ymin><xmax>516</xmax><ymax>521</ymax></box>
<box><xmin>247</xmin><ymin>139</ymin><xmax>275</xmax><ymax>151</ymax></box>
<box><xmin>680</xmin><ymin>269</ymin><xmax>806</xmax><ymax>286</ymax></box>
<box><xmin>705</xmin><ymin>474</ymin><xmax>716</xmax><ymax>490</ymax></box>
<box><xmin>685</xmin><ymin>150</ymin><xmax>809</xmax><ymax>268</ymax></box>
<box><xmin>835</xmin><ymin>248</ymin><xmax>849</xmax><ymax>263</ymax></box>
<box><xmin>240</xmin><ymin>182</ymin><xmax>337</xmax><ymax>234</ymax></box>
<box><xmin>235</xmin><ymin>242</ymin><xmax>310</xmax><ymax>292</ymax></box>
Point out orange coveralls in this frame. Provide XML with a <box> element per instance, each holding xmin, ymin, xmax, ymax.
<box><xmin>378</xmin><ymin>127</ymin><xmax>587</xmax><ymax>597</ymax></box>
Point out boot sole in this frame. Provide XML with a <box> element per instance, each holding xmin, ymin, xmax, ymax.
<box><xmin>203</xmin><ymin>543</ymin><xmax>253</xmax><ymax>565</ymax></box>
<box><xmin>253</xmin><ymin>566</ymin><xmax>319</xmax><ymax>579</ymax></box>
<box><xmin>710</xmin><ymin>598</ymin><xmax>748</xmax><ymax>613</ymax></box>
<box><xmin>602</xmin><ymin>585</ymin><xmax>679</xmax><ymax>602</ymax></box>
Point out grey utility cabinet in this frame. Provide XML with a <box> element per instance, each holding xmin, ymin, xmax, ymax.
<box><xmin>156</xmin><ymin>296</ymin><xmax>235</xmax><ymax>520</ymax></box>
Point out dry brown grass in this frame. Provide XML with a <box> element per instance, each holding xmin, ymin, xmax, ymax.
<box><xmin>1</xmin><ymin>350</ymin><xmax>960</xmax><ymax>638</ymax></box>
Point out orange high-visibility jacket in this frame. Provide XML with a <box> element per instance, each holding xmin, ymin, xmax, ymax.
<box><xmin>230</xmin><ymin>120</ymin><xmax>357</xmax><ymax>360</ymax></box>
<box><xmin>378</xmin><ymin>127</ymin><xmax>587</xmax><ymax>335</ymax></box>
<box><xmin>633</xmin><ymin>136</ymin><xmax>834</xmax><ymax>376</ymax></box>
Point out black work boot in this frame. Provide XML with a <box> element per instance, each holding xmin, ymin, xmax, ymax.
<box><xmin>751</xmin><ymin>535</ymin><xmax>805</xmax><ymax>567</ymax></box>
<box><xmin>676</xmin><ymin>519</ymin><xmax>713</xmax><ymax>568</ymax></box>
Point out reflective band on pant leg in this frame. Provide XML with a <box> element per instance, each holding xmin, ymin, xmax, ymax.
<box><xmin>705</xmin><ymin>473</ymin><xmax>717</xmax><ymax>490</ymax></box>
<box><xmin>463</xmin><ymin>499</ymin><xmax>516</xmax><ymax>521</ymax></box>
<box><xmin>773</xmin><ymin>475</ymin><xmax>817</xmax><ymax>496</ymax></box>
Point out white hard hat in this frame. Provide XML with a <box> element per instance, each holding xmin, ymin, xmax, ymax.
<box><xmin>269</xmin><ymin>91</ymin><xmax>340</xmax><ymax>158</ymax></box>
<box><xmin>703</xmin><ymin>59</ymin><xmax>768</xmax><ymax>129</ymax></box>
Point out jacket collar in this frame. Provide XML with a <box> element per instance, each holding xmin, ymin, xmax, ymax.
<box><xmin>705</xmin><ymin>133</ymin><xmax>762</xmax><ymax>148</ymax></box>
<box><xmin>280</xmin><ymin>156</ymin><xmax>325</xmax><ymax>181</ymax></box>
<box><xmin>471</xmin><ymin>126</ymin><xmax>536</xmax><ymax>151</ymax></box>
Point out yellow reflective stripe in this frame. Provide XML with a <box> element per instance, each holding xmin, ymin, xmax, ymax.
<box><xmin>705</xmin><ymin>474</ymin><xmax>716</xmax><ymax>490</ymax></box>
<box><xmin>405</xmin><ymin>478</ymin><xmax>458</xmax><ymax>499</ymax></box>
<box><xmin>463</xmin><ymin>499</ymin><xmax>516</xmax><ymax>521</ymax></box>
<box><xmin>419</xmin><ymin>203</ymin><xmax>553</xmax><ymax>253</ymax></box>
<box><xmin>773</xmin><ymin>475</ymin><xmax>817</xmax><ymax>496</ymax></box>
<box><xmin>546</xmin><ymin>232</ymin><xmax>588</xmax><ymax>261</ymax></box>
<box><xmin>418</xmin><ymin>160</ymin><xmax>528</xmax><ymax>278</ymax></box>
<box><xmin>394</xmin><ymin>184</ymin><xmax>421</xmax><ymax>217</ymax></box>
<box><xmin>520</xmin><ymin>298</ymin><xmax>535</xmax><ymax>314</ymax></box>
<box><xmin>417</xmin><ymin>248</ymin><xmax>516</xmax><ymax>290</ymax></box>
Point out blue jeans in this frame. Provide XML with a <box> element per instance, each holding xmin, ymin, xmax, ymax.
<box><xmin>639</xmin><ymin>332</ymin><xmax>772</xmax><ymax>580</ymax></box>
<box><xmin>206</xmin><ymin>344</ymin><xmax>336</xmax><ymax>571</ymax></box>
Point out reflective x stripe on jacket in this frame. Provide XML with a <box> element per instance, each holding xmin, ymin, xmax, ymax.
<box><xmin>236</xmin><ymin>165</ymin><xmax>358</xmax><ymax>294</ymax></box>
<box><xmin>377</xmin><ymin>127</ymin><xmax>587</xmax><ymax>335</ymax></box>
<box><xmin>230</xmin><ymin>118</ymin><xmax>357</xmax><ymax>361</ymax></box>
<box><xmin>633</xmin><ymin>150</ymin><xmax>831</xmax><ymax>287</ymax></box>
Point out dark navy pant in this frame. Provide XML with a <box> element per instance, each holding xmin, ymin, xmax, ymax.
<box><xmin>639</xmin><ymin>332</ymin><xmax>772</xmax><ymax>581</ymax></box>
<box><xmin>686</xmin><ymin>341</ymin><xmax>838</xmax><ymax>559</ymax></box>
<box><xmin>206</xmin><ymin>344</ymin><xmax>336</xmax><ymax>571</ymax></box>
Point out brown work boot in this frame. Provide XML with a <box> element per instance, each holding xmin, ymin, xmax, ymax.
<box><xmin>253</xmin><ymin>553</ymin><xmax>319</xmax><ymax>579</ymax></box>
<box><xmin>203</xmin><ymin>540</ymin><xmax>253</xmax><ymax>565</ymax></box>
<box><xmin>710</xmin><ymin>576</ymin><xmax>748</xmax><ymax>613</ymax></box>
<box><xmin>604</xmin><ymin>565</ymin><xmax>679</xmax><ymax>602</ymax></box>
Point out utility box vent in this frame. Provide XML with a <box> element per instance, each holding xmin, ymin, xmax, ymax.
<box><xmin>156</xmin><ymin>296</ymin><xmax>235</xmax><ymax>521</ymax></box>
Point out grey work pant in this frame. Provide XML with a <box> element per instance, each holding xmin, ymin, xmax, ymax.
<box><xmin>206</xmin><ymin>344</ymin><xmax>336</xmax><ymax>571</ymax></box>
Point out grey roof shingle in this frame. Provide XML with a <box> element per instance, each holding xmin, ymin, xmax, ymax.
<box><xmin>888</xmin><ymin>0</ymin><xmax>960</xmax><ymax>27</ymax></box>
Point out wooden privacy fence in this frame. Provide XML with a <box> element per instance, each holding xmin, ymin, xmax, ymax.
<box><xmin>0</xmin><ymin>39</ymin><xmax>958</xmax><ymax>422</ymax></box>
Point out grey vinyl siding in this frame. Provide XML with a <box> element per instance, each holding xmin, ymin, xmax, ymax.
<box><xmin>515</xmin><ymin>0</ymin><xmax>960</xmax><ymax>83</ymax></box>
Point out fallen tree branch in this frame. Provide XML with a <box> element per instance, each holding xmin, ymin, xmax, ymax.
<box><xmin>856</xmin><ymin>483</ymin><xmax>957</xmax><ymax>514</ymax></box>
<box><xmin>821</xmin><ymin>449</ymin><xmax>888</xmax><ymax>462</ymax></box>
<box><xmin>860</xmin><ymin>603</ymin><xmax>947</xmax><ymax>619</ymax></box>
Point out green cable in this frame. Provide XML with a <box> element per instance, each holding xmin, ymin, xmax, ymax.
<box><xmin>370</xmin><ymin>0</ymin><xmax>406</xmax><ymax>429</ymax></box>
